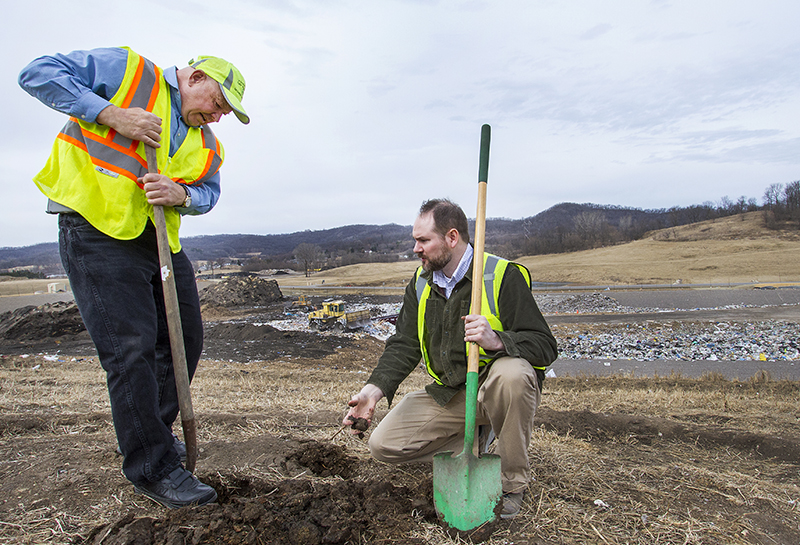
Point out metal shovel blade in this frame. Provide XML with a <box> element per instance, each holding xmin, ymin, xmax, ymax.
<box><xmin>433</xmin><ymin>448</ymin><xmax>502</xmax><ymax>531</ymax></box>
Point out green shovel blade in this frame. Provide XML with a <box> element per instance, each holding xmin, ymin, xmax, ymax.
<box><xmin>433</xmin><ymin>371</ymin><xmax>502</xmax><ymax>531</ymax></box>
<box><xmin>433</xmin><ymin>449</ymin><xmax>502</xmax><ymax>531</ymax></box>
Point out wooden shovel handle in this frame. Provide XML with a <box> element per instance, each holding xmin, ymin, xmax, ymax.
<box><xmin>145</xmin><ymin>146</ymin><xmax>198</xmax><ymax>473</ymax></box>
<box><xmin>467</xmin><ymin>124</ymin><xmax>491</xmax><ymax>374</ymax></box>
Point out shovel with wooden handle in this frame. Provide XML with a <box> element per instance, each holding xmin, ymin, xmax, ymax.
<box><xmin>145</xmin><ymin>145</ymin><xmax>198</xmax><ymax>473</ymax></box>
<box><xmin>432</xmin><ymin>124</ymin><xmax>502</xmax><ymax>531</ymax></box>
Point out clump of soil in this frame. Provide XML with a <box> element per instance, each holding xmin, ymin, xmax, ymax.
<box><xmin>200</xmin><ymin>276</ymin><xmax>283</xmax><ymax>309</ymax></box>
<box><xmin>347</xmin><ymin>416</ymin><xmax>369</xmax><ymax>432</ymax></box>
<box><xmin>341</xmin><ymin>415</ymin><xmax>370</xmax><ymax>439</ymax></box>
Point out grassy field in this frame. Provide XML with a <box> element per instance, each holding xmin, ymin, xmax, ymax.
<box><xmin>2</xmin><ymin>348</ymin><xmax>799</xmax><ymax>544</ymax></box>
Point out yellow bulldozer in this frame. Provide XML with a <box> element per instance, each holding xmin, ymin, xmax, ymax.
<box><xmin>287</xmin><ymin>294</ymin><xmax>315</xmax><ymax>311</ymax></box>
<box><xmin>308</xmin><ymin>300</ymin><xmax>371</xmax><ymax>332</ymax></box>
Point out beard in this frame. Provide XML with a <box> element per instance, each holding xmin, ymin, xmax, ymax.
<box><xmin>418</xmin><ymin>246</ymin><xmax>453</xmax><ymax>273</ymax></box>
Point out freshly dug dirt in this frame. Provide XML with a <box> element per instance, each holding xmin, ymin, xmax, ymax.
<box><xmin>82</xmin><ymin>439</ymin><xmax>435</xmax><ymax>545</ymax></box>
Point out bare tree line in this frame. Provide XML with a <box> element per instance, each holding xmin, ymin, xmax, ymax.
<box><xmin>763</xmin><ymin>181</ymin><xmax>800</xmax><ymax>227</ymax></box>
<box><xmin>231</xmin><ymin>182</ymin><xmax>800</xmax><ymax>273</ymax></box>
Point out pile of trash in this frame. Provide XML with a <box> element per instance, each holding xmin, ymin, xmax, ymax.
<box><xmin>556</xmin><ymin>320</ymin><xmax>800</xmax><ymax>361</ymax></box>
<box><xmin>536</xmin><ymin>292</ymin><xmax>647</xmax><ymax>314</ymax></box>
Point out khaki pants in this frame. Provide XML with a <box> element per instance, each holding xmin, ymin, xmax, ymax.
<box><xmin>368</xmin><ymin>356</ymin><xmax>541</xmax><ymax>493</ymax></box>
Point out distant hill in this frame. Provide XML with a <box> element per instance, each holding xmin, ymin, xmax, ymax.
<box><xmin>180</xmin><ymin>224</ymin><xmax>412</xmax><ymax>261</ymax></box>
<box><xmin>0</xmin><ymin>202</ymin><xmax>742</xmax><ymax>274</ymax></box>
<box><xmin>300</xmin><ymin>211</ymin><xmax>800</xmax><ymax>287</ymax></box>
<box><xmin>0</xmin><ymin>242</ymin><xmax>62</xmax><ymax>273</ymax></box>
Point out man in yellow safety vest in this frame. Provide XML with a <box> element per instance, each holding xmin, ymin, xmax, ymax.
<box><xmin>19</xmin><ymin>47</ymin><xmax>249</xmax><ymax>508</ymax></box>
<box><xmin>343</xmin><ymin>198</ymin><xmax>558</xmax><ymax>519</ymax></box>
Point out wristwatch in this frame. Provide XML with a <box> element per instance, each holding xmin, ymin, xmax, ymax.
<box><xmin>180</xmin><ymin>186</ymin><xmax>192</xmax><ymax>208</ymax></box>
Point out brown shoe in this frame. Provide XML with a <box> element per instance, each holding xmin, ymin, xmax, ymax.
<box><xmin>501</xmin><ymin>492</ymin><xmax>524</xmax><ymax>519</ymax></box>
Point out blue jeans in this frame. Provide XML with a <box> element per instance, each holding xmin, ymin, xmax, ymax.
<box><xmin>58</xmin><ymin>213</ymin><xmax>203</xmax><ymax>485</ymax></box>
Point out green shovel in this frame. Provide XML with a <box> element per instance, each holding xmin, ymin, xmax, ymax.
<box><xmin>433</xmin><ymin>124</ymin><xmax>502</xmax><ymax>531</ymax></box>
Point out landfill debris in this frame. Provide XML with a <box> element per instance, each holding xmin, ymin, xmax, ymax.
<box><xmin>553</xmin><ymin>320</ymin><xmax>800</xmax><ymax>361</ymax></box>
<box><xmin>535</xmin><ymin>292</ymin><xmax>776</xmax><ymax>315</ymax></box>
<box><xmin>268</xmin><ymin>302</ymin><xmax>401</xmax><ymax>340</ymax></box>
<box><xmin>537</xmin><ymin>293</ymin><xmax>633</xmax><ymax>314</ymax></box>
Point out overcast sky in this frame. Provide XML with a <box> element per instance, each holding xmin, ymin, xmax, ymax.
<box><xmin>5</xmin><ymin>0</ymin><xmax>800</xmax><ymax>248</ymax></box>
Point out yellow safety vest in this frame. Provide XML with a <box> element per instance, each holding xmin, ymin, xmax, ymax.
<box><xmin>414</xmin><ymin>253</ymin><xmax>537</xmax><ymax>386</ymax></box>
<box><xmin>33</xmin><ymin>47</ymin><xmax>224</xmax><ymax>253</ymax></box>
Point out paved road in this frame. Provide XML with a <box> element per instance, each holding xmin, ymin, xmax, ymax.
<box><xmin>548</xmin><ymin>305</ymin><xmax>800</xmax><ymax>325</ymax></box>
<box><xmin>551</xmin><ymin>358</ymin><xmax>800</xmax><ymax>380</ymax></box>
<box><xmin>0</xmin><ymin>292</ymin><xmax>75</xmax><ymax>314</ymax></box>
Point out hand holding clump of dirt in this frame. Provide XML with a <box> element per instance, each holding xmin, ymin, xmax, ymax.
<box><xmin>338</xmin><ymin>383</ymin><xmax>382</xmax><ymax>439</ymax></box>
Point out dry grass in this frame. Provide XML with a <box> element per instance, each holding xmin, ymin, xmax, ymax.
<box><xmin>0</xmin><ymin>279</ymin><xmax>68</xmax><ymax>297</ymax></box>
<box><xmin>517</xmin><ymin>212</ymin><xmax>800</xmax><ymax>286</ymax></box>
<box><xmin>2</xmin><ymin>352</ymin><xmax>799</xmax><ymax>544</ymax></box>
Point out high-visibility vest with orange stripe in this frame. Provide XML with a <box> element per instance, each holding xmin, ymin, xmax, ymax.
<box><xmin>33</xmin><ymin>47</ymin><xmax>224</xmax><ymax>253</ymax></box>
<box><xmin>414</xmin><ymin>253</ymin><xmax>542</xmax><ymax>386</ymax></box>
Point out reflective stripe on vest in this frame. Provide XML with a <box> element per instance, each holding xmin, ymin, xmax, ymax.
<box><xmin>414</xmin><ymin>253</ymin><xmax>532</xmax><ymax>385</ymax></box>
<box><xmin>33</xmin><ymin>47</ymin><xmax>224</xmax><ymax>253</ymax></box>
<box><xmin>58</xmin><ymin>54</ymin><xmax>159</xmax><ymax>185</ymax></box>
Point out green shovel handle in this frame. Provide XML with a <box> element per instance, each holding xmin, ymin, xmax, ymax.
<box><xmin>478</xmin><ymin>124</ymin><xmax>491</xmax><ymax>184</ymax></box>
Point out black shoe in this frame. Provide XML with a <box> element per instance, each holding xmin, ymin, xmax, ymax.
<box><xmin>134</xmin><ymin>466</ymin><xmax>217</xmax><ymax>509</ymax></box>
<box><xmin>116</xmin><ymin>433</ymin><xmax>187</xmax><ymax>463</ymax></box>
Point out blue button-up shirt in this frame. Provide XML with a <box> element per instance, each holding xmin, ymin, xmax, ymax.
<box><xmin>18</xmin><ymin>47</ymin><xmax>220</xmax><ymax>215</ymax></box>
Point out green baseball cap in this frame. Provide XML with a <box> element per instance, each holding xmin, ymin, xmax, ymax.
<box><xmin>189</xmin><ymin>56</ymin><xmax>250</xmax><ymax>124</ymax></box>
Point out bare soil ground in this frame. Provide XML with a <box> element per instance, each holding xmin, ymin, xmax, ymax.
<box><xmin>2</xmin><ymin>214</ymin><xmax>800</xmax><ymax>544</ymax></box>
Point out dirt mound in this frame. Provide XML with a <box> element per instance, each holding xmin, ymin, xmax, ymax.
<box><xmin>83</xmin><ymin>440</ymin><xmax>435</xmax><ymax>545</ymax></box>
<box><xmin>200</xmin><ymin>276</ymin><xmax>283</xmax><ymax>309</ymax></box>
<box><xmin>0</xmin><ymin>300</ymin><xmax>86</xmax><ymax>341</ymax></box>
<box><xmin>84</xmin><ymin>479</ymin><xmax>431</xmax><ymax>545</ymax></box>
